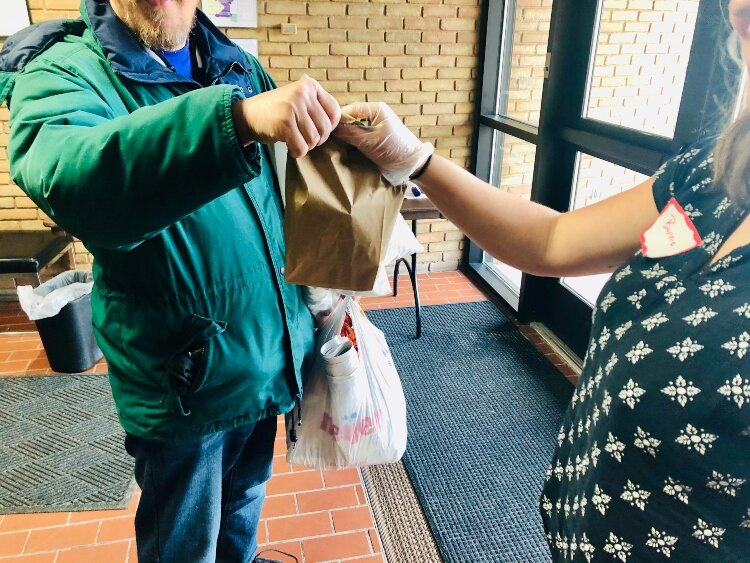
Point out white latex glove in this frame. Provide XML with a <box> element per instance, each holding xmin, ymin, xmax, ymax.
<box><xmin>334</xmin><ymin>102</ymin><xmax>434</xmax><ymax>186</ymax></box>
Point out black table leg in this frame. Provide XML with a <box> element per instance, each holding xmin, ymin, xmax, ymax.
<box><xmin>398</xmin><ymin>256</ymin><xmax>421</xmax><ymax>338</ymax></box>
<box><xmin>411</xmin><ymin>219</ymin><xmax>418</xmax><ymax>283</ymax></box>
<box><xmin>391</xmin><ymin>218</ymin><xmax>423</xmax><ymax>337</ymax></box>
<box><xmin>393</xmin><ymin>258</ymin><xmax>401</xmax><ymax>296</ymax></box>
<box><xmin>410</xmin><ymin>219</ymin><xmax>421</xmax><ymax>337</ymax></box>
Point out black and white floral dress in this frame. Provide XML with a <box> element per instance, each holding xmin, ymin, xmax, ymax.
<box><xmin>541</xmin><ymin>140</ymin><xmax>750</xmax><ymax>561</ymax></box>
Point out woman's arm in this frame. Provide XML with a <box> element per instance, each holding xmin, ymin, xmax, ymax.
<box><xmin>336</xmin><ymin>102</ymin><xmax>660</xmax><ymax>278</ymax></box>
<box><xmin>415</xmin><ymin>155</ymin><xmax>659</xmax><ymax>277</ymax></box>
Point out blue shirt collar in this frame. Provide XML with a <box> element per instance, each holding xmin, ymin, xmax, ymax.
<box><xmin>160</xmin><ymin>39</ymin><xmax>194</xmax><ymax>81</ymax></box>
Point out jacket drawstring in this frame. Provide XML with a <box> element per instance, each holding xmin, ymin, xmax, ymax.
<box><xmin>289</xmin><ymin>397</ymin><xmax>302</xmax><ymax>445</ymax></box>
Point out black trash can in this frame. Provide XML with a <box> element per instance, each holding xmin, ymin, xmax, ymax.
<box><xmin>32</xmin><ymin>271</ymin><xmax>103</xmax><ymax>373</ymax></box>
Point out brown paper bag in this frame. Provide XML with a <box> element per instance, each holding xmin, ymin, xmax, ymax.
<box><xmin>284</xmin><ymin>136</ymin><xmax>406</xmax><ymax>291</ymax></box>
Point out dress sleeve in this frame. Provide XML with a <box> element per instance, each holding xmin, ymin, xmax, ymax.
<box><xmin>651</xmin><ymin>140</ymin><xmax>715</xmax><ymax>211</ymax></box>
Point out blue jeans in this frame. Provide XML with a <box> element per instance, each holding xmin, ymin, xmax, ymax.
<box><xmin>124</xmin><ymin>417</ymin><xmax>276</xmax><ymax>563</ymax></box>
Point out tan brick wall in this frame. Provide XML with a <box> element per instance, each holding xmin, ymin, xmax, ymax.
<box><xmin>0</xmin><ymin>0</ymin><xmax>481</xmax><ymax>276</ymax></box>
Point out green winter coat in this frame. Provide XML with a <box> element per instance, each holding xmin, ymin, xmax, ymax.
<box><xmin>0</xmin><ymin>0</ymin><xmax>315</xmax><ymax>440</ymax></box>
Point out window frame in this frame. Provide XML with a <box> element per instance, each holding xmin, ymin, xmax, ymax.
<box><xmin>469</xmin><ymin>0</ymin><xmax>741</xmax><ymax>357</ymax></box>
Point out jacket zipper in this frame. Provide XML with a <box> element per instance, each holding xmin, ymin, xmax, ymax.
<box><xmin>289</xmin><ymin>398</ymin><xmax>302</xmax><ymax>445</ymax></box>
<box><xmin>210</xmin><ymin>61</ymin><xmax>242</xmax><ymax>86</ymax></box>
<box><xmin>210</xmin><ymin>60</ymin><xmax>302</xmax><ymax>443</ymax></box>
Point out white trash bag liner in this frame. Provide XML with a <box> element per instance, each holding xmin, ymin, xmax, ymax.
<box><xmin>17</xmin><ymin>270</ymin><xmax>94</xmax><ymax>321</ymax></box>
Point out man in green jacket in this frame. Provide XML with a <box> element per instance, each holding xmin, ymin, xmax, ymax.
<box><xmin>0</xmin><ymin>0</ymin><xmax>340</xmax><ymax>560</ymax></box>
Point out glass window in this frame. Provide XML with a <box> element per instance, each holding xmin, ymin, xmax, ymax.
<box><xmin>561</xmin><ymin>153</ymin><xmax>648</xmax><ymax>306</ymax></box>
<box><xmin>583</xmin><ymin>0</ymin><xmax>700</xmax><ymax>137</ymax></box>
<box><xmin>497</xmin><ymin>0</ymin><xmax>554</xmax><ymax>126</ymax></box>
<box><xmin>483</xmin><ymin>131</ymin><xmax>538</xmax><ymax>294</ymax></box>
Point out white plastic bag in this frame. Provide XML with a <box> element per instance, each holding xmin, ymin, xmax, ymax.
<box><xmin>348</xmin><ymin>214</ymin><xmax>423</xmax><ymax>297</ymax></box>
<box><xmin>17</xmin><ymin>270</ymin><xmax>94</xmax><ymax>321</ymax></box>
<box><xmin>301</xmin><ymin>286</ymin><xmax>341</xmax><ymax>319</ymax></box>
<box><xmin>287</xmin><ymin>297</ymin><xmax>408</xmax><ymax>469</ymax></box>
<box><xmin>301</xmin><ymin>214</ymin><xmax>424</xmax><ymax>317</ymax></box>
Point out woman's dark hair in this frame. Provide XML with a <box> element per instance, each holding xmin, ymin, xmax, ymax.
<box><xmin>714</xmin><ymin>6</ymin><xmax>750</xmax><ymax>200</ymax></box>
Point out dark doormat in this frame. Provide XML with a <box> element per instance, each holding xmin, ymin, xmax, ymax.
<box><xmin>0</xmin><ymin>373</ymin><xmax>135</xmax><ymax>514</ymax></box>
<box><xmin>367</xmin><ymin>302</ymin><xmax>574</xmax><ymax>563</ymax></box>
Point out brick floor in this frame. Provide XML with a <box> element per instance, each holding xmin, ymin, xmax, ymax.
<box><xmin>0</xmin><ymin>301</ymin><xmax>35</xmax><ymax>334</ymax></box>
<box><xmin>0</xmin><ymin>270</ymin><xmax>575</xmax><ymax>562</ymax></box>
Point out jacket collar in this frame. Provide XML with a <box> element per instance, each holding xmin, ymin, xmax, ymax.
<box><xmin>0</xmin><ymin>19</ymin><xmax>87</xmax><ymax>105</ymax></box>
<box><xmin>81</xmin><ymin>0</ymin><xmax>251</xmax><ymax>85</ymax></box>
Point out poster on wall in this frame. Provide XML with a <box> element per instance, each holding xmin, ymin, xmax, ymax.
<box><xmin>204</xmin><ymin>0</ymin><xmax>257</xmax><ymax>28</ymax></box>
<box><xmin>233</xmin><ymin>38</ymin><xmax>258</xmax><ymax>59</ymax></box>
<box><xmin>1</xmin><ymin>0</ymin><xmax>31</xmax><ymax>38</ymax></box>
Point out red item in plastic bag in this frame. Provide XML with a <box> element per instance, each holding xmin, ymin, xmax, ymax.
<box><xmin>340</xmin><ymin>313</ymin><xmax>359</xmax><ymax>351</ymax></box>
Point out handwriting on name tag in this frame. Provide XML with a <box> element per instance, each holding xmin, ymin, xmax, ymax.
<box><xmin>640</xmin><ymin>197</ymin><xmax>702</xmax><ymax>258</ymax></box>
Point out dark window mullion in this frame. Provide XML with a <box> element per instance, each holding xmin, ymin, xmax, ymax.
<box><xmin>517</xmin><ymin>0</ymin><xmax>599</xmax><ymax>326</ymax></box>
<box><xmin>479</xmin><ymin>114</ymin><xmax>539</xmax><ymax>145</ymax></box>
<box><xmin>559</xmin><ymin>127</ymin><xmax>670</xmax><ymax>177</ymax></box>
<box><xmin>478</xmin><ymin>0</ymin><xmax>507</xmax><ymax>115</ymax></box>
<box><xmin>529</xmin><ymin>0</ymin><xmax>599</xmax><ymax>214</ymax></box>
<box><xmin>572</xmin><ymin>117</ymin><xmax>681</xmax><ymax>157</ymax></box>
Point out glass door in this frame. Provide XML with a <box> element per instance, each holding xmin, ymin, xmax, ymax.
<box><xmin>472</xmin><ymin>0</ymin><xmax>553</xmax><ymax>310</ymax></box>
<box><xmin>484</xmin><ymin>132</ymin><xmax>538</xmax><ymax>303</ymax></box>
<box><xmin>557</xmin><ymin>0</ymin><xmax>697</xmax><ymax>307</ymax></box>
<box><xmin>470</xmin><ymin>0</ymin><xmax>740</xmax><ymax>357</ymax></box>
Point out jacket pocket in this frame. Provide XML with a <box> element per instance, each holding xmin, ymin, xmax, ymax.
<box><xmin>166</xmin><ymin>313</ymin><xmax>227</xmax><ymax>416</ymax></box>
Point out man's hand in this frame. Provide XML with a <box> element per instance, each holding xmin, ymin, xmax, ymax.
<box><xmin>232</xmin><ymin>75</ymin><xmax>341</xmax><ymax>158</ymax></box>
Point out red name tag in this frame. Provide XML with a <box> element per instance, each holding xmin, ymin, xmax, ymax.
<box><xmin>640</xmin><ymin>197</ymin><xmax>702</xmax><ymax>258</ymax></box>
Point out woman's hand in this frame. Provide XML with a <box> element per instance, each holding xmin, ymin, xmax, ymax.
<box><xmin>334</xmin><ymin>102</ymin><xmax>434</xmax><ymax>186</ymax></box>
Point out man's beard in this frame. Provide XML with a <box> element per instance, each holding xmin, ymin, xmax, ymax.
<box><xmin>118</xmin><ymin>0</ymin><xmax>196</xmax><ymax>50</ymax></box>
